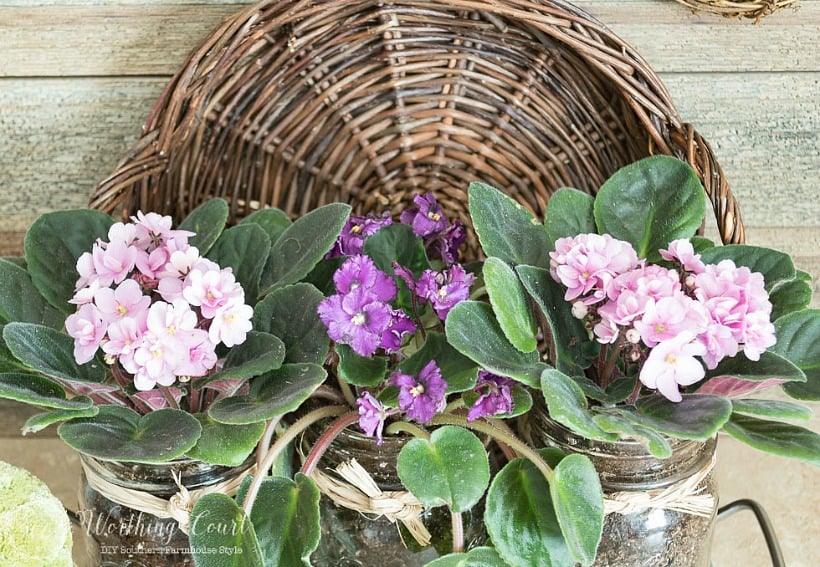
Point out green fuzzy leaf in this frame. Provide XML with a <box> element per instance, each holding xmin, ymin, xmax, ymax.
<box><xmin>363</xmin><ymin>223</ymin><xmax>430</xmax><ymax>278</ymax></box>
<box><xmin>187</xmin><ymin>414</ymin><xmax>266</xmax><ymax>467</ymax></box>
<box><xmin>425</xmin><ymin>547</ymin><xmax>510</xmax><ymax>567</ymax></box>
<box><xmin>200</xmin><ymin>331</ymin><xmax>285</xmax><ymax>387</ymax></box>
<box><xmin>3</xmin><ymin>323</ymin><xmax>105</xmax><ymax>384</ymax></box>
<box><xmin>178</xmin><ymin>198</ymin><xmax>229</xmax><ymax>255</ymax></box>
<box><xmin>252</xmin><ymin>283</ymin><xmax>329</xmax><ymax>365</ymax></box>
<box><xmin>544</xmin><ymin>188</ymin><xmax>596</xmax><ymax>245</ymax></box>
<box><xmin>58</xmin><ymin>406</ymin><xmax>202</xmax><ymax>463</ymax></box>
<box><xmin>540</xmin><ymin>368</ymin><xmax>616</xmax><ymax>441</ymax></box>
<box><xmin>700</xmin><ymin>244</ymin><xmax>795</xmax><ymax>292</ymax></box>
<box><xmin>550</xmin><ymin>454</ymin><xmax>604</xmax><ymax>566</ymax></box>
<box><xmin>189</xmin><ymin>493</ymin><xmax>264</xmax><ymax>567</ymax></box>
<box><xmin>772</xmin><ymin>309</ymin><xmax>820</xmax><ymax>401</ymax></box>
<box><xmin>397</xmin><ymin>426</ymin><xmax>490</xmax><ymax>512</ymax></box>
<box><xmin>485</xmin><ymin>458</ymin><xmax>573</xmax><ymax>567</ymax></box>
<box><xmin>593</xmin><ymin>156</ymin><xmax>705</xmax><ymax>261</ymax></box>
<box><xmin>769</xmin><ymin>272</ymin><xmax>813</xmax><ymax>321</ymax></box>
<box><xmin>516</xmin><ymin>265</ymin><xmax>594</xmax><ymax>376</ymax></box>
<box><xmin>483</xmin><ymin>257</ymin><xmax>537</xmax><ymax>353</ymax></box>
<box><xmin>635</xmin><ymin>394</ymin><xmax>732</xmax><ymax>440</ymax></box>
<box><xmin>723</xmin><ymin>413</ymin><xmax>820</xmax><ymax>466</ymax></box>
<box><xmin>397</xmin><ymin>332</ymin><xmax>478</xmax><ymax>393</ymax></box>
<box><xmin>705</xmin><ymin>350</ymin><xmax>806</xmax><ymax>383</ymax></box>
<box><xmin>336</xmin><ymin>343</ymin><xmax>388</xmax><ymax>388</ymax></box>
<box><xmin>730</xmin><ymin>399</ymin><xmax>813</xmax><ymax>422</ymax></box>
<box><xmin>0</xmin><ymin>372</ymin><xmax>94</xmax><ymax>410</ymax></box>
<box><xmin>244</xmin><ymin>474</ymin><xmax>320</xmax><ymax>567</ymax></box>
<box><xmin>208</xmin><ymin>363</ymin><xmax>326</xmax><ymax>425</ymax></box>
<box><xmin>207</xmin><ymin>223</ymin><xmax>271</xmax><ymax>304</ymax></box>
<box><xmin>260</xmin><ymin>203</ymin><xmax>351</xmax><ymax>294</ymax></box>
<box><xmin>22</xmin><ymin>406</ymin><xmax>99</xmax><ymax>435</ymax></box>
<box><xmin>24</xmin><ymin>209</ymin><xmax>114</xmax><ymax>313</ymax></box>
<box><xmin>445</xmin><ymin>301</ymin><xmax>545</xmax><ymax>387</ymax></box>
<box><xmin>592</xmin><ymin>411</ymin><xmax>673</xmax><ymax>458</ymax></box>
<box><xmin>0</xmin><ymin>259</ymin><xmax>64</xmax><ymax>328</ymax></box>
<box><xmin>240</xmin><ymin>207</ymin><xmax>292</xmax><ymax>244</ymax></box>
<box><xmin>468</xmin><ymin>182</ymin><xmax>550</xmax><ymax>268</ymax></box>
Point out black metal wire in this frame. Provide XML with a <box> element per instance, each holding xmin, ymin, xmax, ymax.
<box><xmin>716</xmin><ymin>499</ymin><xmax>787</xmax><ymax>567</ymax></box>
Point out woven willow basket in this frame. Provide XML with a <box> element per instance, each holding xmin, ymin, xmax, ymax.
<box><xmin>90</xmin><ymin>0</ymin><xmax>745</xmax><ymax>259</ymax></box>
<box><xmin>672</xmin><ymin>0</ymin><xmax>798</xmax><ymax>20</ymax></box>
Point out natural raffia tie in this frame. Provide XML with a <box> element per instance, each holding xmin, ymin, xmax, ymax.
<box><xmin>80</xmin><ymin>459</ymin><xmax>257</xmax><ymax>534</ymax></box>
<box><xmin>603</xmin><ymin>453</ymin><xmax>717</xmax><ymax>518</ymax></box>
<box><xmin>310</xmin><ymin>459</ymin><xmax>433</xmax><ymax>547</ymax></box>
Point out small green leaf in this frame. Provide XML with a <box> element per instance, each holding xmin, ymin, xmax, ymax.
<box><xmin>189</xmin><ymin>493</ymin><xmax>264</xmax><ymax>567</ymax></box>
<box><xmin>397</xmin><ymin>426</ymin><xmax>490</xmax><ymax>512</ymax></box>
<box><xmin>58</xmin><ymin>406</ymin><xmax>202</xmax><ymax>463</ymax></box>
<box><xmin>187</xmin><ymin>414</ymin><xmax>266</xmax><ymax>466</ymax></box>
<box><xmin>544</xmin><ymin>188</ymin><xmax>596</xmax><ymax>245</ymax></box>
<box><xmin>252</xmin><ymin>283</ymin><xmax>329</xmax><ymax>365</ymax></box>
<box><xmin>207</xmin><ymin>223</ymin><xmax>271</xmax><ymax>303</ymax></box>
<box><xmin>723</xmin><ymin>413</ymin><xmax>820</xmax><ymax>466</ymax></box>
<box><xmin>208</xmin><ymin>363</ymin><xmax>326</xmax><ymax>425</ymax></box>
<box><xmin>336</xmin><ymin>343</ymin><xmax>388</xmax><ymax>388</ymax></box>
<box><xmin>22</xmin><ymin>406</ymin><xmax>99</xmax><ymax>435</ymax></box>
<box><xmin>483</xmin><ymin>257</ymin><xmax>537</xmax><ymax>353</ymax></box>
<box><xmin>363</xmin><ymin>223</ymin><xmax>430</xmax><ymax>278</ymax></box>
<box><xmin>772</xmin><ymin>309</ymin><xmax>820</xmax><ymax>401</ymax></box>
<box><xmin>540</xmin><ymin>368</ymin><xmax>616</xmax><ymax>441</ymax></box>
<box><xmin>240</xmin><ymin>207</ymin><xmax>292</xmax><ymax>244</ymax></box>
<box><xmin>731</xmin><ymin>399</ymin><xmax>813</xmax><ymax>421</ymax></box>
<box><xmin>592</xmin><ymin>411</ymin><xmax>672</xmax><ymax>458</ymax></box>
<box><xmin>635</xmin><ymin>394</ymin><xmax>732</xmax><ymax>440</ymax></box>
<box><xmin>397</xmin><ymin>332</ymin><xmax>478</xmax><ymax>393</ymax></box>
<box><xmin>178</xmin><ymin>198</ymin><xmax>229</xmax><ymax>255</ymax></box>
<box><xmin>594</xmin><ymin>156</ymin><xmax>705</xmax><ymax>261</ymax></box>
<box><xmin>445</xmin><ymin>301</ymin><xmax>545</xmax><ymax>387</ymax></box>
<box><xmin>24</xmin><ymin>209</ymin><xmax>114</xmax><ymax>313</ymax></box>
<box><xmin>468</xmin><ymin>182</ymin><xmax>550</xmax><ymax>268</ymax></box>
<box><xmin>769</xmin><ymin>272</ymin><xmax>813</xmax><ymax>321</ymax></box>
<box><xmin>244</xmin><ymin>474</ymin><xmax>321</xmax><ymax>567</ymax></box>
<box><xmin>425</xmin><ymin>547</ymin><xmax>510</xmax><ymax>567</ymax></box>
<box><xmin>260</xmin><ymin>203</ymin><xmax>351</xmax><ymax>294</ymax></box>
<box><xmin>705</xmin><ymin>350</ymin><xmax>806</xmax><ymax>383</ymax></box>
<box><xmin>200</xmin><ymin>331</ymin><xmax>285</xmax><ymax>386</ymax></box>
<box><xmin>3</xmin><ymin>323</ymin><xmax>105</xmax><ymax>384</ymax></box>
<box><xmin>550</xmin><ymin>454</ymin><xmax>604</xmax><ymax>566</ymax></box>
<box><xmin>700</xmin><ymin>245</ymin><xmax>795</xmax><ymax>292</ymax></box>
<box><xmin>0</xmin><ymin>372</ymin><xmax>94</xmax><ymax>410</ymax></box>
<box><xmin>0</xmin><ymin>259</ymin><xmax>64</xmax><ymax>327</ymax></box>
<box><xmin>485</xmin><ymin>458</ymin><xmax>573</xmax><ymax>567</ymax></box>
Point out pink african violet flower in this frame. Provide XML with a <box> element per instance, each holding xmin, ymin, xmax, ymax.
<box><xmin>65</xmin><ymin>303</ymin><xmax>106</xmax><ymax>364</ymax></box>
<box><xmin>208</xmin><ymin>301</ymin><xmax>254</xmax><ymax>348</ymax></box>
<box><xmin>633</xmin><ymin>293</ymin><xmax>709</xmax><ymax>348</ymax></box>
<box><xmin>93</xmin><ymin>279</ymin><xmax>151</xmax><ymax>324</ymax></box>
<box><xmin>660</xmin><ymin>239</ymin><xmax>706</xmax><ymax>274</ymax></box>
<box><xmin>639</xmin><ymin>333</ymin><xmax>707</xmax><ymax>402</ymax></box>
<box><xmin>102</xmin><ymin>316</ymin><xmax>146</xmax><ymax>372</ymax></box>
<box><xmin>107</xmin><ymin>221</ymin><xmax>139</xmax><ymax>246</ymax></box>
<box><xmin>607</xmin><ymin>264</ymin><xmax>681</xmax><ymax>303</ymax></box>
<box><xmin>131</xmin><ymin>211</ymin><xmax>193</xmax><ymax>252</ymax></box>
<box><xmin>182</xmin><ymin>267</ymin><xmax>244</xmax><ymax>319</ymax></box>
<box><xmin>697</xmin><ymin>322</ymin><xmax>739</xmax><ymax>370</ymax></box>
<box><xmin>91</xmin><ymin>240</ymin><xmax>139</xmax><ymax>287</ymax></box>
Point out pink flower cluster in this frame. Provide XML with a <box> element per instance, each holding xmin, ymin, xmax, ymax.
<box><xmin>550</xmin><ymin>235</ymin><xmax>776</xmax><ymax>402</ymax></box>
<box><xmin>65</xmin><ymin>212</ymin><xmax>253</xmax><ymax>391</ymax></box>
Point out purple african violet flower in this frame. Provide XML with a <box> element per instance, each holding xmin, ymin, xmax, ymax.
<box><xmin>415</xmin><ymin>264</ymin><xmax>475</xmax><ymax>320</ymax></box>
<box><xmin>425</xmin><ymin>220</ymin><xmax>467</xmax><ymax>266</ymax></box>
<box><xmin>334</xmin><ymin>255</ymin><xmax>397</xmax><ymax>302</ymax></box>
<box><xmin>400</xmin><ymin>194</ymin><xmax>449</xmax><ymax>238</ymax></box>
<box><xmin>467</xmin><ymin>371</ymin><xmax>516</xmax><ymax>422</ymax></box>
<box><xmin>380</xmin><ymin>308</ymin><xmax>417</xmax><ymax>353</ymax></box>
<box><xmin>317</xmin><ymin>287</ymin><xmax>394</xmax><ymax>357</ymax></box>
<box><xmin>390</xmin><ymin>361</ymin><xmax>447</xmax><ymax>423</ymax></box>
<box><xmin>356</xmin><ymin>391</ymin><xmax>388</xmax><ymax>445</ymax></box>
<box><xmin>326</xmin><ymin>212</ymin><xmax>393</xmax><ymax>258</ymax></box>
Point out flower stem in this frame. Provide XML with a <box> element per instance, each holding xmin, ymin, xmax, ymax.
<box><xmin>299</xmin><ymin>410</ymin><xmax>361</xmax><ymax>477</ymax></box>
<box><xmin>336</xmin><ymin>375</ymin><xmax>357</xmax><ymax>408</ymax></box>
<box><xmin>384</xmin><ymin>420</ymin><xmax>430</xmax><ymax>440</ymax></box>
<box><xmin>429</xmin><ymin>414</ymin><xmax>554</xmax><ymax>482</ymax></box>
<box><xmin>255</xmin><ymin>417</ymin><xmax>283</xmax><ymax>474</ymax></box>
<box><xmin>242</xmin><ymin>405</ymin><xmax>347</xmax><ymax>516</ymax></box>
<box><xmin>599</xmin><ymin>340</ymin><xmax>624</xmax><ymax>390</ymax></box>
<box><xmin>451</xmin><ymin>511</ymin><xmax>464</xmax><ymax>554</ymax></box>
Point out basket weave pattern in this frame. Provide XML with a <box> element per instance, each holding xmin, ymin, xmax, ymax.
<box><xmin>90</xmin><ymin>0</ymin><xmax>744</xmax><ymax>258</ymax></box>
<box><xmin>673</xmin><ymin>0</ymin><xmax>798</xmax><ymax>20</ymax></box>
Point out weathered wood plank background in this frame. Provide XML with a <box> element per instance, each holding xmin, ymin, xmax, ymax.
<box><xmin>0</xmin><ymin>1</ymin><xmax>817</xmax><ymax>566</ymax></box>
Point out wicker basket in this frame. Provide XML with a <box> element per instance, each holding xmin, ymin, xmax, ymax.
<box><xmin>672</xmin><ymin>0</ymin><xmax>798</xmax><ymax>21</ymax></box>
<box><xmin>89</xmin><ymin>0</ymin><xmax>744</xmax><ymax>259</ymax></box>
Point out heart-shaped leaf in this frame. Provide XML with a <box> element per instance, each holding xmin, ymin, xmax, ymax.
<box><xmin>243</xmin><ymin>474</ymin><xmax>321</xmax><ymax>566</ymax></box>
<box><xmin>58</xmin><ymin>406</ymin><xmax>202</xmax><ymax>463</ymax></box>
<box><xmin>178</xmin><ymin>198</ymin><xmax>229</xmax><ymax>255</ymax></box>
<box><xmin>24</xmin><ymin>209</ymin><xmax>114</xmax><ymax>313</ymax></box>
<box><xmin>594</xmin><ymin>156</ymin><xmax>705</xmax><ymax>261</ymax></box>
<box><xmin>22</xmin><ymin>406</ymin><xmax>99</xmax><ymax>435</ymax></box>
<box><xmin>397</xmin><ymin>332</ymin><xmax>478</xmax><ymax>393</ymax></box>
<box><xmin>189</xmin><ymin>493</ymin><xmax>264</xmax><ymax>567</ymax></box>
<box><xmin>544</xmin><ymin>188</ymin><xmax>596</xmax><ymax>246</ymax></box>
<box><xmin>207</xmin><ymin>223</ymin><xmax>271</xmax><ymax>304</ymax></box>
<box><xmin>397</xmin><ymin>426</ymin><xmax>490</xmax><ymax>512</ymax></box>
<box><xmin>634</xmin><ymin>394</ymin><xmax>732</xmax><ymax>440</ymax></box>
<box><xmin>0</xmin><ymin>259</ymin><xmax>64</xmax><ymax>328</ymax></box>
<box><xmin>240</xmin><ymin>207</ymin><xmax>293</xmax><ymax>243</ymax></box>
<box><xmin>0</xmin><ymin>372</ymin><xmax>94</xmax><ymax>410</ymax></box>
<box><xmin>425</xmin><ymin>547</ymin><xmax>510</xmax><ymax>567</ymax></box>
<box><xmin>3</xmin><ymin>322</ymin><xmax>105</xmax><ymax>384</ymax></box>
<box><xmin>208</xmin><ymin>363</ymin><xmax>326</xmax><ymax>425</ymax></box>
<box><xmin>550</xmin><ymin>454</ymin><xmax>604</xmax><ymax>566</ymax></box>
<box><xmin>260</xmin><ymin>203</ymin><xmax>351</xmax><ymax>294</ymax></box>
<box><xmin>723</xmin><ymin>413</ymin><xmax>820</xmax><ymax>466</ymax></box>
<box><xmin>200</xmin><ymin>331</ymin><xmax>285</xmax><ymax>387</ymax></box>
<box><xmin>468</xmin><ymin>182</ymin><xmax>550</xmax><ymax>268</ymax></box>
<box><xmin>485</xmin><ymin>458</ymin><xmax>573</xmax><ymax>567</ymax></box>
<box><xmin>186</xmin><ymin>414</ymin><xmax>266</xmax><ymax>467</ymax></box>
<box><xmin>445</xmin><ymin>301</ymin><xmax>545</xmax><ymax>387</ymax></box>
<box><xmin>771</xmin><ymin>309</ymin><xmax>820</xmax><ymax>401</ymax></box>
<box><xmin>541</xmin><ymin>368</ymin><xmax>616</xmax><ymax>441</ymax></box>
<box><xmin>700</xmin><ymin>245</ymin><xmax>795</xmax><ymax>292</ymax></box>
<box><xmin>252</xmin><ymin>283</ymin><xmax>329</xmax><ymax>365</ymax></box>
<box><xmin>483</xmin><ymin>257</ymin><xmax>537</xmax><ymax>353</ymax></box>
